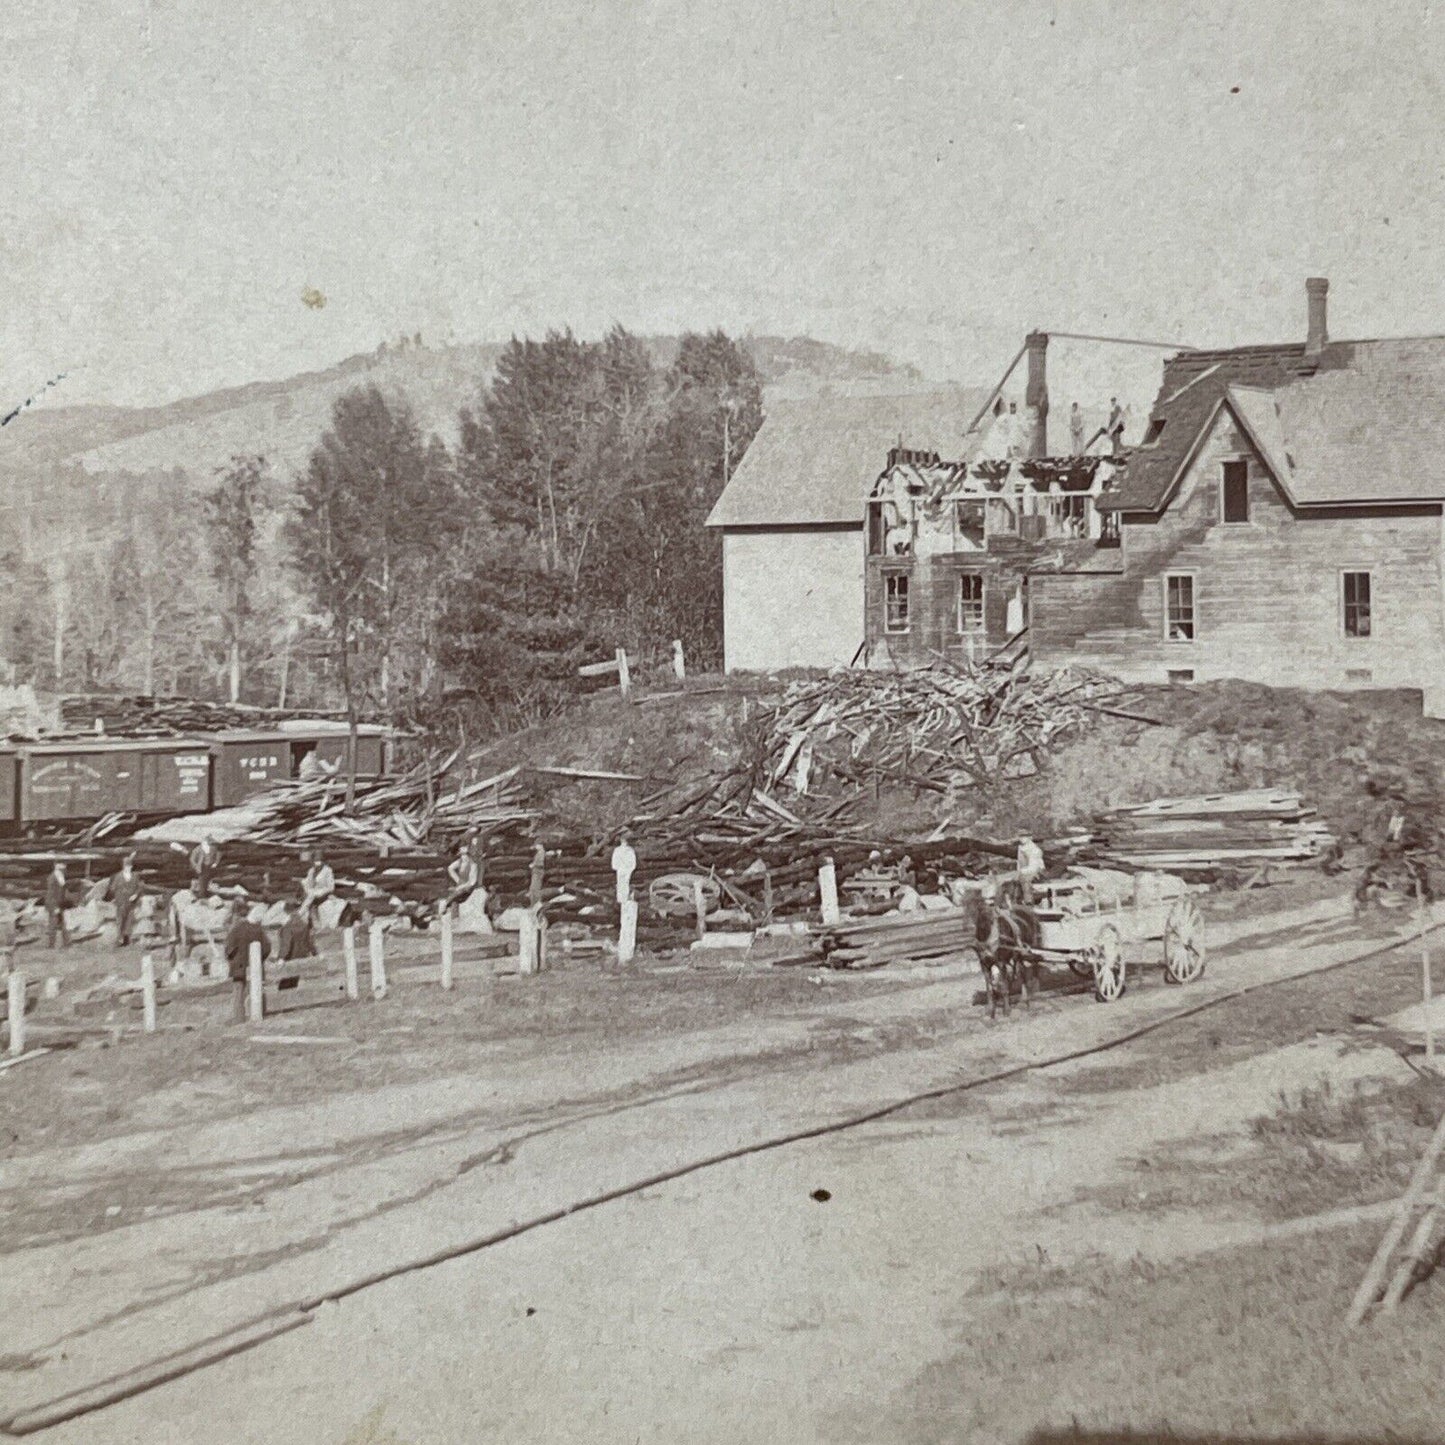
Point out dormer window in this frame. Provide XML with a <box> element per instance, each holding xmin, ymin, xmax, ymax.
<box><xmin>1143</xmin><ymin>417</ymin><xmax>1167</xmax><ymax>445</ymax></box>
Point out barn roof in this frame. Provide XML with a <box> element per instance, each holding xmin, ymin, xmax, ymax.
<box><xmin>706</xmin><ymin>388</ymin><xmax>989</xmax><ymax>528</ymax></box>
<box><xmin>1102</xmin><ymin>335</ymin><xmax>1445</xmax><ymax>512</ymax></box>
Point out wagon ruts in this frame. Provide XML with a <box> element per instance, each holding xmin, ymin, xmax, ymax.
<box><xmin>987</xmin><ymin>870</ymin><xmax>1206</xmax><ymax>1010</ymax></box>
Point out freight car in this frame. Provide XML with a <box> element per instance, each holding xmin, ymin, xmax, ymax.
<box><xmin>0</xmin><ymin>722</ymin><xmax>393</xmax><ymax>832</ymax></box>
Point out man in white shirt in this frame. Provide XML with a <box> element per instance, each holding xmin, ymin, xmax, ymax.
<box><xmin>1016</xmin><ymin>836</ymin><xmax>1046</xmax><ymax>901</ymax></box>
<box><xmin>610</xmin><ymin>830</ymin><xmax>638</xmax><ymax>908</ymax></box>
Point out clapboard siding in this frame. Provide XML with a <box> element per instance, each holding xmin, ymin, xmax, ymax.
<box><xmin>1032</xmin><ymin>408</ymin><xmax>1445</xmax><ymax>690</ymax></box>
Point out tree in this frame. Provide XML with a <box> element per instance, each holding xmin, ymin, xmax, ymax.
<box><xmin>289</xmin><ymin>386</ymin><xmax>451</xmax><ymax>803</ymax></box>
<box><xmin>206</xmin><ymin>455</ymin><xmax>270</xmax><ymax>702</ymax></box>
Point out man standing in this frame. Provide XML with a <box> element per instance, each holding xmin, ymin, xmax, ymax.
<box><xmin>223</xmin><ymin>899</ymin><xmax>270</xmax><ymax>1022</ymax></box>
<box><xmin>189</xmin><ymin>835</ymin><xmax>221</xmax><ymax>899</ymax></box>
<box><xmin>1069</xmin><ymin>401</ymin><xmax>1086</xmax><ymax>454</ymax></box>
<box><xmin>1106</xmin><ymin>397</ymin><xmax>1126</xmax><ymax>455</ymax></box>
<box><xmin>109</xmin><ymin>853</ymin><xmax>143</xmax><ymax>948</ymax></box>
<box><xmin>45</xmin><ymin>862</ymin><xmax>71</xmax><ymax>950</ymax></box>
<box><xmin>610</xmin><ymin>829</ymin><xmax>638</xmax><ymax>909</ymax></box>
<box><xmin>302</xmin><ymin>851</ymin><xmax>335</xmax><ymax>929</ymax></box>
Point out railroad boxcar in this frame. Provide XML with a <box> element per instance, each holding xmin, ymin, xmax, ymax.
<box><xmin>17</xmin><ymin>739</ymin><xmax>213</xmax><ymax>821</ymax></box>
<box><xmin>208</xmin><ymin>730</ymin><xmax>293</xmax><ymax>808</ymax></box>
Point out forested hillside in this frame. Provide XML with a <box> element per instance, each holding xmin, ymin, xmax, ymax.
<box><xmin>0</xmin><ymin>330</ymin><xmax>924</xmax><ymax>731</ymax></box>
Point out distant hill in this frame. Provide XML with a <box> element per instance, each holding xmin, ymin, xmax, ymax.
<box><xmin>0</xmin><ymin>334</ymin><xmax>929</xmax><ymax>485</ymax></box>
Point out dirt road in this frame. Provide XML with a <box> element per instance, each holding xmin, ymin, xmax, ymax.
<box><xmin>8</xmin><ymin>894</ymin><xmax>1445</xmax><ymax>1442</ymax></box>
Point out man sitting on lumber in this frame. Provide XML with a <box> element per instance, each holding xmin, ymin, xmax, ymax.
<box><xmin>446</xmin><ymin>841</ymin><xmax>480</xmax><ymax>909</ymax></box>
<box><xmin>223</xmin><ymin>899</ymin><xmax>271</xmax><ymax>1022</ymax></box>
<box><xmin>302</xmin><ymin>851</ymin><xmax>335</xmax><ymax>930</ymax></box>
<box><xmin>189</xmin><ymin>836</ymin><xmax>221</xmax><ymax>899</ymax></box>
<box><xmin>276</xmin><ymin>896</ymin><xmax>316</xmax><ymax>963</ymax></box>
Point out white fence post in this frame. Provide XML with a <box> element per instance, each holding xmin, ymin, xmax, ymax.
<box><xmin>819</xmin><ymin>857</ymin><xmax>841</xmax><ymax>926</ymax></box>
<box><xmin>368</xmin><ymin>921</ymin><xmax>388</xmax><ymax>1000</ymax></box>
<box><xmin>342</xmin><ymin>926</ymin><xmax>360</xmax><ymax>1001</ymax></box>
<box><xmin>519</xmin><ymin>906</ymin><xmax>541</xmax><ymax>976</ymax></box>
<box><xmin>440</xmin><ymin>904</ymin><xmax>454</xmax><ymax>991</ymax></box>
<box><xmin>616</xmin><ymin>647</ymin><xmax>632</xmax><ymax>702</ymax></box>
<box><xmin>141</xmin><ymin>955</ymin><xmax>157</xmax><ymax>1033</ymax></box>
<box><xmin>618</xmin><ymin>900</ymin><xmax>638</xmax><ymax>966</ymax></box>
<box><xmin>247</xmin><ymin>942</ymin><xmax>264</xmax><ymax>1024</ymax></box>
<box><xmin>7</xmin><ymin>971</ymin><xmax>25</xmax><ymax>1057</ymax></box>
<box><xmin>672</xmin><ymin>639</ymin><xmax>686</xmax><ymax>682</ymax></box>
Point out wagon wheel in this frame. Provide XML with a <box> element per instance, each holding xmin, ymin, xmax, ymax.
<box><xmin>1087</xmin><ymin>924</ymin><xmax>1126</xmax><ymax>1002</ymax></box>
<box><xmin>1163</xmin><ymin>897</ymin><xmax>1206</xmax><ymax>984</ymax></box>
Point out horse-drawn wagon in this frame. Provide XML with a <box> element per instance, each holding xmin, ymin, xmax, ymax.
<box><xmin>985</xmin><ymin>866</ymin><xmax>1207</xmax><ymax>1012</ymax></box>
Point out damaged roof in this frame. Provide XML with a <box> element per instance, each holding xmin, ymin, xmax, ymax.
<box><xmin>706</xmin><ymin>388</ymin><xmax>988</xmax><ymax>528</ymax></box>
<box><xmin>1102</xmin><ymin>336</ymin><xmax>1445</xmax><ymax>512</ymax></box>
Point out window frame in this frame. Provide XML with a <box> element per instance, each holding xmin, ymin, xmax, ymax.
<box><xmin>1163</xmin><ymin>571</ymin><xmax>1197</xmax><ymax>644</ymax></box>
<box><xmin>1220</xmin><ymin>458</ymin><xmax>1251</xmax><ymax>525</ymax></box>
<box><xmin>956</xmin><ymin>572</ymin><xmax>986</xmax><ymax>636</ymax></box>
<box><xmin>1340</xmin><ymin>568</ymin><xmax>1373</xmax><ymax>640</ymax></box>
<box><xmin>882</xmin><ymin>570</ymin><xmax>911</xmax><ymax>635</ymax></box>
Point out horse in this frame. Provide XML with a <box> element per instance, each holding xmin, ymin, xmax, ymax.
<box><xmin>978</xmin><ymin>896</ymin><xmax>1043</xmax><ymax>1019</ymax></box>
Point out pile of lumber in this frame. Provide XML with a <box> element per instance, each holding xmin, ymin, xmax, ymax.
<box><xmin>57</xmin><ymin>695</ymin><xmax>357</xmax><ymax>736</ymax></box>
<box><xmin>1090</xmin><ymin>789</ymin><xmax>1335</xmax><ymax>871</ymax></box>
<box><xmin>807</xmin><ymin>905</ymin><xmax>977</xmax><ymax>970</ymax></box>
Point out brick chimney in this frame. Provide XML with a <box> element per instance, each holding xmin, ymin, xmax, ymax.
<box><xmin>1024</xmin><ymin>330</ymin><xmax>1049</xmax><ymax>457</ymax></box>
<box><xmin>1305</xmin><ymin>277</ymin><xmax>1329</xmax><ymax>356</ymax></box>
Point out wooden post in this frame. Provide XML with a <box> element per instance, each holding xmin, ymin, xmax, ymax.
<box><xmin>1419</xmin><ymin>880</ymin><xmax>1434</xmax><ymax>1063</ymax></box>
<box><xmin>819</xmin><ymin>856</ymin><xmax>841</xmax><ymax>926</ymax></box>
<box><xmin>693</xmin><ymin>878</ymin><xmax>707</xmax><ymax>941</ymax></box>
<box><xmin>618</xmin><ymin>899</ymin><xmax>638</xmax><ymax>966</ymax></box>
<box><xmin>763</xmin><ymin>867</ymin><xmax>775</xmax><ymax>926</ymax></box>
<box><xmin>342</xmin><ymin>926</ymin><xmax>360</xmax><ymax>1001</ymax></box>
<box><xmin>7</xmin><ymin>970</ymin><xmax>25</xmax><ymax>1058</ymax></box>
<box><xmin>141</xmin><ymin>955</ymin><xmax>157</xmax><ymax>1033</ymax></box>
<box><xmin>1347</xmin><ymin>1105</ymin><xmax>1445</xmax><ymax>1325</ymax></box>
<box><xmin>616</xmin><ymin>647</ymin><xmax>632</xmax><ymax>703</ymax></box>
<box><xmin>518</xmin><ymin>906</ymin><xmax>540</xmax><ymax>976</ymax></box>
<box><xmin>440</xmin><ymin>904</ymin><xmax>454</xmax><ymax>991</ymax></box>
<box><xmin>368</xmin><ymin>921</ymin><xmax>388</xmax><ymax>1000</ymax></box>
<box><xmin>672</xmin><ymin>639</ymin><xmax>685</xmax><ymax>682</ymax></box>
<box><xmin>247</xmin><ymin>941</ymin><xmax>264</xmax><ymax>1024</ymax></box>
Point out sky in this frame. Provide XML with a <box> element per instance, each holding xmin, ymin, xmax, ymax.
<box><xmin>3</xmin><ymin>0</ymin><xmax>1444</xmax><ymax>411</ymax></box>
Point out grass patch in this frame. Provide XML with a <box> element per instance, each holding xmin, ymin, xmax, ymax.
<box><xmin>844</xmin><ymin>1224</ymin><xmax>1445</xmax><ymax>1444</ymax></box>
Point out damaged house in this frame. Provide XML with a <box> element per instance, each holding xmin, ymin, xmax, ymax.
<box><xmin>1030</xmin><ymin>279</ymin><xmax>1445</xmax><ymax>713</ymax></box>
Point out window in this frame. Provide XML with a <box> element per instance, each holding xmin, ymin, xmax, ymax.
<box><xmin>1343</xmin><ymin>571</ymin><xmax>1372</xmax><ymax>638</ymax></box>
<box><xmin>1165</xmin><ymin>574</ymin><xmax>1195</xmax><ymax>641</ymax></box>
<box><xmin>957</xmin><ymin>574</ymin><xmax>985</xmax><ymax>634</ymax></box>
<box><xmin>1221</xmin><ymin>460</ymin><xmax>1249</xmax><ymax>523</ymax></box>
<box><xmin>1167</xmin><ymin>669</ymin><xmax>1195</xmax><ymax>684</ymax></box>
<box><xmin>883</xmin><ymin>572</ymin><xmax>910</xmax><ymax>634</ymax></box>
<box><xmin>1048</xmin><ymin>495</ymin><xmax>1089</xmax><ymax>538</ymax></box>
<box><xmin>955</xmin><ymin>499</ymin><xmax>986</xmax><ymax>549</ymax></box>
<box><xmin>1143</xmin><ymin>418</ymin><xmax>1167</xmax><ymax>445</ymax></box>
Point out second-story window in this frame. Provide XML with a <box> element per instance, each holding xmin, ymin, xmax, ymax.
<box><xmin>884</xmin><ymin>572</ymin><xmax>910</xmax><ymax>634</ymax></box>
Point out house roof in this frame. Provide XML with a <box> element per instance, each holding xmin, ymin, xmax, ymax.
<box><xmin>705</xmin><ymin>388</ymin><xmax>989</xmax><ymax>528</ymax></box>
<box><xmin>1100</xmin><ymin>335</ymin><xmax>1445</xmax><ymax>512</ymax></box>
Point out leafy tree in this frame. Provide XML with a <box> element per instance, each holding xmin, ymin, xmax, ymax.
<box><xmin>290</xmin><ymin>386</ymin><xmax>451</xmax><ymax>801</ymax></box>
<box><xmin>206</xmin><ymin>455</ymin><xmax>270</xmax><ymax>702</ymax></box>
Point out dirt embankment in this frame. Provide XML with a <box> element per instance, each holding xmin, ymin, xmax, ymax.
<box><xmin>454</xmin><ymin>672</ymin><xmax>1445</xmax><ymax>848</ymax></box>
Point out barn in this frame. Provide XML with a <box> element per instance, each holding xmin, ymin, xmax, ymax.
<box><xmin>706</xmin><ymin>389</ymin><xmax>986</xmax><ymax>671</ymax></box>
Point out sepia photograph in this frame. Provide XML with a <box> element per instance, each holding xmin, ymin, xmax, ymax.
<box><xmin>4</xmin><ymin>1</ymin><xmax>1445</xmax><ymax>1441</ymax></box>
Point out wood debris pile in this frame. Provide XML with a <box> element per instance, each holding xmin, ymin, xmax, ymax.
<box><xmin>749</xmin><ymin>659</ymin><xmax>1119</xmax><ymax>818</ymax></box>
<box><xmin>1090</xmin><ymin>789</ymin><xmax>1336</xmax><ymax>872</ymax></box>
